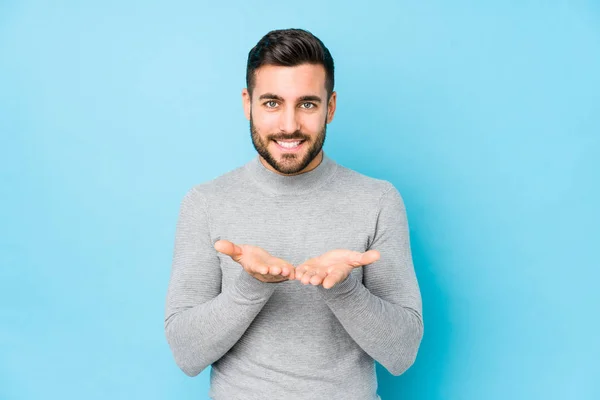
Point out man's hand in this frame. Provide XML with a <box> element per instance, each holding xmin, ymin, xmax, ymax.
<box><xmin>214</xmin><ymin>239</ymin><xmax>295</xmax><ymax>283</ymax></box>
<box><xmin>295</xmin><ymin>249</ymin><xmax>381</xmax><ymax>289</ymax></box>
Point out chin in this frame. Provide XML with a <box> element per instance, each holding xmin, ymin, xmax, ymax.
<box><xmin>274</xmin><ymin>157</ymin><xmax>308</xmax><ymax>173</ymax></box>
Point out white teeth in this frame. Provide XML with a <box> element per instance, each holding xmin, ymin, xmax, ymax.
<box><xmin>276</xmin><ymin>141</ymin><xmax>301</xmax><ymax>148</ymax></box>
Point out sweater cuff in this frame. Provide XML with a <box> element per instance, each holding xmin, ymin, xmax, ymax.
<box><xmin>233</xmin><ymin>271</ymin><xmax>277</xmax><ymax>301</ymax></box>
<box><xmin>316</xmin><ymin>273</ymin><xmax>361</xmax><ymax>300</ymax></box>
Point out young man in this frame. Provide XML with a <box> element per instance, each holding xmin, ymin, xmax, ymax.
<box><xmin>164</xmin><ymin>28</ymin><xmax>423</xmax><ymax>400</ymax></box>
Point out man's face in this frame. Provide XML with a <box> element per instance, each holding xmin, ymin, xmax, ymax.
<box><xmin>242</xmin><ymin>63</ymin><xmax>336</xmax><ymax>175</ymax></box>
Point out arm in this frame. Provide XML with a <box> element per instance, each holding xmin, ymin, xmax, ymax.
<box><xmin>316</xmin><ymin>184</ymin><xmax>424</xmax><ymax>376</ymax></box>
<box><xmin>164</xmin><ymin>187</ymin><xmax>276</xmax><ymax>377</ymax></box>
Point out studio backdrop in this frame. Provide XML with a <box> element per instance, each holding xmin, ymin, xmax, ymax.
<box><xmin>1</xmin><ymin>1</ymin><xmax>598</xmax><ymax>399</ymax></box>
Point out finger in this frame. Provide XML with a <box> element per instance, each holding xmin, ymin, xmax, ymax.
<box><xmin>322</xmin><ymin>268</ymin><xmax>346</xmax><ymax>289</ymax></box>
<box><xmin>279</xmin><ymin>263</ymin><xmax>295</xmax><ymax>279</ymax></box>
<box><xmin>301</xmin><ymin>269</ymin><xmax>318</xmax><ymax>285</ymax></box>
<box><xmin>269</xmin><ymin>265</ymin><xmax>282</xmax><ymax>276</ymax></box>
<box><xmin>250</xmin><ymin>263</ymin><xmax>269</xmax><ymax>275</ymax></box>
<box><xmin>309</xmin><ymin>270</ymin><xmax>327</xmax><ymax>286</ymax></box>
<box><xmin>349</xmin><ymin>249</ymin><xmax>381</xmax><ymax>267</ymax></box>
<box><xmin>362</xmin><ymin>250</ymin><xmax>381</xmax><ymax>265</ymax></box>
<box><xmin>295</xmin><ymin>264</ymin><xmax>307</xmax><ymax>280</ymax></box>
<box><xmin>214</xmin><ymin>240</ymin><xmax>243</xmax><ymax>261</ymax></box>
<box><xmin>287</xmin><ymin>264</ymin><xmax>296</xmax><ymax>280</ymax></box>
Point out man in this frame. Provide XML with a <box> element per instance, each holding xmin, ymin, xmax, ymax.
<box><xmin>164</xmin><ymin>28</ymin><xmax>423</xmax><ymax>400</ymax></box>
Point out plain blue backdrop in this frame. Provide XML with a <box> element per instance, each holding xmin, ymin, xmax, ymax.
<box><xmin>1</xmin><ymin>1</ymin><xmax>599</xmax><ymax>399</ymax></box>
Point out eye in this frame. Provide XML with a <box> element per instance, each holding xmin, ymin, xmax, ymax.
<box><xmin>264</xmin><ymin>100</ymin><xmax>278</xmax><ymax>108</ymax></box>
<box><xmin>300</xmin><ymin>102</ymin><xmax>316</xmax><ymax>109</ymax></box>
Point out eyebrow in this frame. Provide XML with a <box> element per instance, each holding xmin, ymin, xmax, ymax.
<box><xmin>258</xmin><ymin>93</ymin><xmax>323</xmax><ymax>103</ymax></box>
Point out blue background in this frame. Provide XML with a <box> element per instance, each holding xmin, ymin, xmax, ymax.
<box><xmin>1</xmin><ymin>1</ymin><xmax>599</xmax><ymax>399</ymax></box>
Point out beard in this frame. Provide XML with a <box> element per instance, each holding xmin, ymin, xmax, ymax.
<box><xmin>249</xmin><ymin>112</ymin><xmax>327</xmax><ymax>175</ymax></box>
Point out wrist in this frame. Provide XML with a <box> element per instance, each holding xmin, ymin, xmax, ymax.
<box><xmin>317</xmin><ymin>273</ymin><xmax>359</xmax><ymax>299</ymax></box>
<box><xmin>233</xmin><ymin>271</ymin><xmax>277</xmax><ymax>300</ymax></box>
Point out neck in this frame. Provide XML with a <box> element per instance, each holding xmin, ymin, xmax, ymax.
<box><xmin>245</xmin><ymin>150</ymin><xmax>337</xmax><ymax>196</ymax></box>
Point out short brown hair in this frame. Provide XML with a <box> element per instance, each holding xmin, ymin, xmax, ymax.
<box><xmin>246</xmin><ymin>28</ymin><xmax>335</xmax><ymax>100</ymax></box>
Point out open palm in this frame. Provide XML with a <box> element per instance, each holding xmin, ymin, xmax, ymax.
<box><xmin>214</xmin><ymin>239</ymin><xmax>295</xmax><ymax>283</ymax></box>
<box><xmin>295</xmin><ymin>249</ymin><xmax>381</xmax><ymax>289</ymax></box>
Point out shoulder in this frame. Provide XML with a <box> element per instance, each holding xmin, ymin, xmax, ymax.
<box><xmin>180</xmin><ymin>162</ymin><xmax>248</xmax><ymax>205</ymax></box>
<box><xmin>333</xmin><ymin>163</ymin><xmax>400</xmax><ymax>202</ymax></box>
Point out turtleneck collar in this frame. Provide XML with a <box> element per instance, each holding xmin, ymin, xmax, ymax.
<box><xmin>244</xmin><ymin>151</ymin><xmax>338</xmax><ymax>196</ymax></box>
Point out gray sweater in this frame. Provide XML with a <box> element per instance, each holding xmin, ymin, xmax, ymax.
<box><xmin>164</xmin><ymin>151</ymin><xmax>424</xmax><ymax>400</ymax></box>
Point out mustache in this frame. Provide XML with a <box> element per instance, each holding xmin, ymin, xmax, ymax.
<box><xmin>269</xmin><ymin>132</ymin><xmax>309</xmax><ymax>141</ymax></box>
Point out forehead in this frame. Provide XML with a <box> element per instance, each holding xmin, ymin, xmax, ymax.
<box><xmin>253</xmin><ymin>64</ymin><xmax>327</xmax><ymax>99</ymax></box>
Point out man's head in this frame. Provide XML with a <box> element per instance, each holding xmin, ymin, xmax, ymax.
<box><xmin>242</xmin><ymin>28</ymin><xmax>337</xmax><ymax>176</ymax></box>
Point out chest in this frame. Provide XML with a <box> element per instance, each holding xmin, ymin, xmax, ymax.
<box><xmin>209</xmin><ymin>195</ymin><xmax>377</xmax><ymax>289</ymax></box>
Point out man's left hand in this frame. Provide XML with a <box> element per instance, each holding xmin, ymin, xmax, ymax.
<box><xmin>294</xmin><ymin>249</ymin><xmax>381</xmax><ymax>289</ymax></box>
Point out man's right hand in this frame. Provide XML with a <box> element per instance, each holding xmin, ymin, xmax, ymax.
<box><xmin>214</xmin><ymin>239</ymin><xmax>295</xmax><ymax>283</ymax></box>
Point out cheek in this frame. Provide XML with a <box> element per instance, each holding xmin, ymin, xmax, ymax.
<box><xmin>301</xmin><ymin>114</ymin><xmax>326</xmax><ymax>133</ymax></box>
<box><xmin>253</xmin><ymin>111</ymin><xmax>279</xmax><ymax>132</ymax></box>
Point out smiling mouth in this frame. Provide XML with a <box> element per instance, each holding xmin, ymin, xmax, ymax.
<box><xmin>273</xmin><ymin>139</ymin><xmax>305</xmax><ymax>150</ymax></box>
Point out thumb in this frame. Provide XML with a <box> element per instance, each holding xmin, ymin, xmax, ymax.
<box><xmin>352</xmin><ymin>249</ymin><xmax>380</xmax><ymax>266</ymax></box>
<box><xmin>214</xmin><ymin>239</ymin><xmax>243</xmax><ymax>262</ymax></box>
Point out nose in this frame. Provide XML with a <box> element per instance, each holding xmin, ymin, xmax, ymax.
<box><xmin>278</xmin><ymin>105</ymin><xmax>300</xmax><ymax>134</ymax></box>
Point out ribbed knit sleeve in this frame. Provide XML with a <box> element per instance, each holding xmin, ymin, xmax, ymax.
<box><xmin>316</xmin><ymin>184</ymin><xmax>424</xmax><ymax>376</ymax></box>
<box><xmin>164</xmin><ymin>187</ymin><xmax>277</xmax><ymax>377</ymax></box>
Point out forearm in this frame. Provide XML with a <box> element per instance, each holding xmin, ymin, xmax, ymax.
<box><xmin>165</xmin><ymin>272</ymin><xmax>276</xmax><ymax>377</ymax></box>
<box><xmin>317</xmin><ymin>274</ymin><xmax>423</xmax><ymax>376</ymax></box>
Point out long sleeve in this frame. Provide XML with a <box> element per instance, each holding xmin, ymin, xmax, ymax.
<box><xmin>316</xmin><ymin>184</ymin><xmax>424</xmax><ymax>376</ymax></box>
<box><xmin>164</xmin><ymin>187</ymin><xmax>277</xmax><ymax>377</ymax></box>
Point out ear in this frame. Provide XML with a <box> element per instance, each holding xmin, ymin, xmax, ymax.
<box><xmin>326</xmin><ymin>91</ymin><xmax>337</xmax><ymax>124</ymax></box>
<box><xmin>242</xmin><ymin>88</ymin><xmax>251</xmax><ymax>121</ymax></box>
